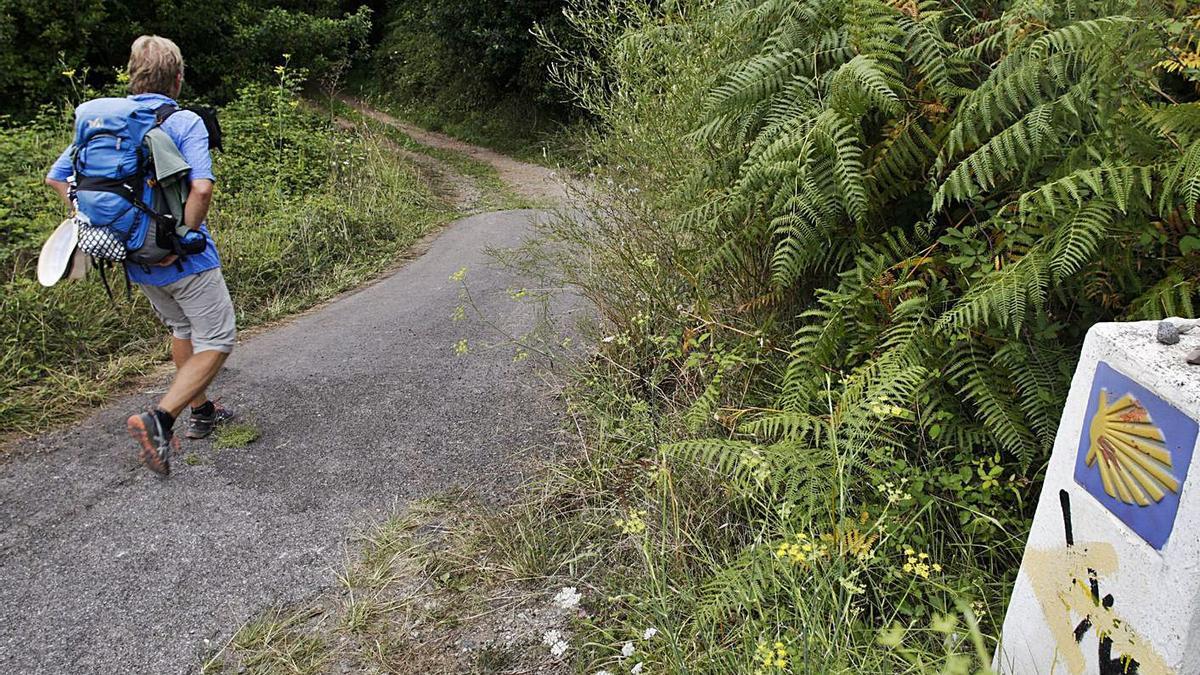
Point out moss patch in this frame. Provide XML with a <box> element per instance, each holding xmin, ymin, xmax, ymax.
<box><xmin>212</xmin><ymin>422</ymin><xmax>261</xmax><ymax>449</ymax></box>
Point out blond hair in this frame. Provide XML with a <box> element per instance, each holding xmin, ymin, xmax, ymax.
<box><xmin>127</xmin><ymin>35</ymin><xmax>184</xmax><ymax>96</ymax></box>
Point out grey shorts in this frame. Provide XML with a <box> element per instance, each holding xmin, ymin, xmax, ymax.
<box><xmin>139</xmin><ymin>268</ymin><xmax>237</xmax><ymax>353</ymax></box>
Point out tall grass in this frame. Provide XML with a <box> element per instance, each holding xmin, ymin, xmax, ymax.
<box><xmin>0</xmin><ymin>80</ymin><xmax>447</xmax><ymax>435</ymax></box>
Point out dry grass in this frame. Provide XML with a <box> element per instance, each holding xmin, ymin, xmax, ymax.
<box><xmin>205</xmin><ymin>495</ymin><xmax>575</xmax><ymax>674</ymax></box>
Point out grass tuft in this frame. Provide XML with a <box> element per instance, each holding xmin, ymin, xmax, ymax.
<box><xmin>216</xmin><ymin>496</ymin><xmax>582</xmax><ymax>672</ymax></box>
<box><xmin>212</xmin><ymin>422</ymin><xmax>261</xmax><ymax>450</ymax></box>
<box><xmin>204</xmin><ymin>606</ymin><xmax>332</xmax><ymax>675</ymax></box>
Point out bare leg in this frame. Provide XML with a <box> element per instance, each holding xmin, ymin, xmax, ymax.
<box><xmin>158</xmin><ymin>350</ymin><xmax>229</xmax><ymax>417</ymax></box>
<box><xmin>171</xmin><ymin>337</ymin><xmax>208</xmax><ymax>409</ymax></box>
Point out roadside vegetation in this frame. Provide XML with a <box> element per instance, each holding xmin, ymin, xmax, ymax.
<box><xmin>484</xmin><ymin>0</ymin><xmax>1200</xmax><ymax>672</ymax></box>
<box><xmin>7</xmin><ymin>0</ymin><xmax>1200</xmax><ymax>672</ymax></box>
<box><xmin>354</xmin><ymin>0</ymin><xmax>580</xmax><ymax>163</ymax></box>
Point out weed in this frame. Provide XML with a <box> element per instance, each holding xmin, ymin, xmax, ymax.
<box><xmin>212</xmin><ymin>422</ymin><xmax>261</xmax><ymax>450</ymax></box>
<box><xmin>218</xmin><ymin>498</ymin><xmax>581</xmax><ymax>672</ymax></box>
<box><xmin>205</xmin><ymin>606</ymin><xmax>332</xmax><ymax>674</ymax></box>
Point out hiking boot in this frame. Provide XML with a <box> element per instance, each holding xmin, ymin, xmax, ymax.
<box><xmin>186</xmin><ymin>402</ymin><xmax>235</xmax><ymax>439</ymax></box>
<box><xmin>126</xmin><ymin>411</ymin><xmax>177</xmax><ymax>476</ymax></box>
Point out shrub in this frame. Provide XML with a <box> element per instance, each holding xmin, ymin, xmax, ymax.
<box><xmin>0</xmin><ymin>1</ymin><xmax>372</xmax><ymax>113</ymax></box>
<box><xmin>359</xmin><ymin>0</ymin><xmax>579</xmax><ymax>159</ymax></box>
<box><xmin>512</xmin><ymin>0</ymin><xmax>1200</xmax><ymax>671</ymax></box>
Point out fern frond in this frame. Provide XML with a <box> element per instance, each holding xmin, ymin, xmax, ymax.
<box><xmin>1016</xmin><ymin>164</ymin><xmax>1155</xmax><ymax>217</ymax></box>
<box><xmin>945</xmin><ymin>343</ymin><xmax>1038</xmax><ymax>464</ymax></box>
<box><xmin>665</xmin><ymin>438</ymin><xmax>759</xmax><ymax>481</ymax></box>
<box><xmin>1027</xmin><ymin>16</ymin><xmax>1135</xmax><ymax>58</ymax></box>
<box><xmin>899</xmin><ymin>9</ymin><xmax>967</xmax><ymax>103</ymax></box>
<box><xmin>1124</xmin><ymin>270</ymin><xmax>1198</xmax><ymax>320</ymax></box>
<box><xmin>867</xmin><ymin>116</ymin><xmax>937</xmax><ymax>203</ymax></box>
<box><xmin>994</xmin><ymin>340</ymin><xmax>1067</xmax><ymax>452</ymax></box>
<box><xmin>935</xmin><ymin>102</ymin><xmax>1058</xmax><ymax>212</ymax></box>
<box><xmin>829</xmin><ymin>54</ymin><xmax>904</xmax><ymax>117</ymax></box>
<box><xmin>936</xmin><ymin>247</ymin><xmax>1049</xmax><ymax>336</ymax></box>
<box><xmin>813</xmin><ymin>110</ymin><xmax>870</xmax><ymax>222</ymax></box>
<box><xmin>740</xmin><ymin>411</ymin><xmax>823</xmax><ymax>443</ymax></box>
<box><xmin>1048</xmin><ymin>201</ymin><xmax>1118</xmax><ymax>278</ymax></box>
<box><xmin>706</xmin><ymin>48</ymin><xmax>814</xmax><ymax>114</ymax></box>
<box><xmin>1159</xmin><ymin>142</ymin><xmax>1200</xmax><ymax>221</ymax></box>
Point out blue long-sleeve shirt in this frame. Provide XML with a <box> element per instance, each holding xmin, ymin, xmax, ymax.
<box><xmin>48</xmin><ymin>93</ymin><xmax>221</xmax><ymax>286</ymax></box>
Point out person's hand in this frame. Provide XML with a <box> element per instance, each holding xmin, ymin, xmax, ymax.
<box><xmin>155</xmin><ymin>254</ymin><xmax>179</xmax><ymax>267</ymax></box>
<box><xmin>179</xmin><ymin>229</ymin><xmax>207</xmax><ymax>255</ymax></box>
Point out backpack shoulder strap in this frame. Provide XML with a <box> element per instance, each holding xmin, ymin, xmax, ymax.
<box><xmin>153</xmin><ymin>103</ymin><xmax>178</xmax><ymax>126</ymax></box>
<box><xmin>189</xmin><ymin>106</ymin><xmax>223</xmax><ymax>152</ymax></box>
<box><xmin>151</xmin><ymin>103</ymin><xmax>222</xmax><ymax>151</ymax></box>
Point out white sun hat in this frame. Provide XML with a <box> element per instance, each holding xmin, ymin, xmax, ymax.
<box><xmin>37</xmin><ymin>218</ymin><xmax>81</xmax><ymax>287</ymax></box>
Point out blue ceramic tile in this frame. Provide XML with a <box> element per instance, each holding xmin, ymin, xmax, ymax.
<box><xmin>1073</xmin><ymin>362</ymin><xmax>1199</xmax><ymax>550</ymax></box>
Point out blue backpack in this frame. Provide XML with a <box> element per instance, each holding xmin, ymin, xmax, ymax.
<box><xmin>70</xmin><ymin>98</ymin><xmax>202</xmax><ymax>272</ymax></box>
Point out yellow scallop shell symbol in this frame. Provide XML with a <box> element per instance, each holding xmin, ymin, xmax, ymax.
<box><xmin>1086</xmin><ymin>390</ymin><xmax>1179</xmax><ymax>506</ymax></box>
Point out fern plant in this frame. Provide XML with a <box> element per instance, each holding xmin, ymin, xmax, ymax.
<box><xmin>656</xmin><ymin>0</ymin><xmax>1200</xmax><ymax>653</ymax></box>
<box><xmin>686</xmin><ymin>0</ymin><xmax>1198</xmax><ymax>472</ymax></box>
<box><xmin>530</xmin><ymin>0</ymin><xmax>1200</xmax><ymax>669</ymax></box>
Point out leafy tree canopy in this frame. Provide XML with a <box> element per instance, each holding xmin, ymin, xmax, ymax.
<box><xmin>0</xmin><ymin>0</ymin><xmax>371</xmax><ymax>113</ymax></box>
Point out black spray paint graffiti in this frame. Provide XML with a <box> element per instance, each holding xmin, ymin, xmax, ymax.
<box><xmin>1059</xmin><ymin>490</ymin><xmax>1140</xmax><ymax>675</ymax></box>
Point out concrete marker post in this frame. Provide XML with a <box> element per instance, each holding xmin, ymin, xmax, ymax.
<box><xmin>995</xmin><ymin>321</ymin><xmax>1200</xmax><ymax>675</ymax></box>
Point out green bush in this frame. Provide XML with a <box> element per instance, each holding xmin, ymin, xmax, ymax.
<box><xmin>0</xmin><ymin>1</ymin><xmax>371</xmax><ymax>113</ymax></box>
<box><xmin>0</xmin><ymin>75</ymin><xmax>445</xmax><ymax>434</ymax></box>
<box><xmin>372</xmin><ymin>0</ymin><xmax>567</xmax><ymax>104</ymax></box>
<box><xmin>0</xmin><ymin>110</ymin><xmax>69</xmax><ymax>265</ymax></box>
<box><xmin>506</xmin><ymin>0</ymin><xmax>1200</xmax><ymax>671</ymax></box>
<box><xmin>358</xmin><ymin>0</ymin><xmax>577</xmax><ymax>159</ymax></box>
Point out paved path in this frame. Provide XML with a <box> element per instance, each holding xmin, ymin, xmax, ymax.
<box><xmin>0</xmin><ymin>207</ymin><xmax>580</xmax><ymax>672</ymax></box>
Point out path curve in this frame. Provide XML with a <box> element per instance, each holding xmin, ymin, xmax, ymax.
<box><xmin>0</xmin><ymin>120</ymin><xmax>579</xmax><ymax>670</ymax></box>
<box><xmin>339</xmin><ymin>97</ymin><xmax>570</xmax><ymax>204</ymax></box>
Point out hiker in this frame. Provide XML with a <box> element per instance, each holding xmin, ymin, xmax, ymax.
<box><xmin>44</xmin><ymin>35</ymin><xmax>235</xmax><ymax>475</ymax></box>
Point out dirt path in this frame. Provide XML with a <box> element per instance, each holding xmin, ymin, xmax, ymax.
<box><xmin>339</xmin><ymin>97</ymin><xmax>570</xmax><ymax>205</ymax></box>
<box><xmin>0</xmin><ymin>108</ymin><xmax>579</xmax><ymax>672</ymax></box>
<box><xmin>331</xmin><ymin>115</ymin><xmax>487</xmax><ymax>212</ymax></box>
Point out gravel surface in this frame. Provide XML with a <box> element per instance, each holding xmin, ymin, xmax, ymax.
<box><xmin>0</xmin><ymin>209</ymin><xmax>581</xmax><ymax>673</ymax></box>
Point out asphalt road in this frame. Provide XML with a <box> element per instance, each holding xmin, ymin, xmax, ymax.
<box><xmin>0</xmin><ymin>209</ymin><xmax>578</xmax><ymax>673</ymax></box>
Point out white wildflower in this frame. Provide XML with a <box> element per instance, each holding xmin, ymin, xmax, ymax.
<box><xmin>631</xmin><ymin>662</ymin><xmax>644</xmax><ymax>674</ymax></box>
<box><xmin>543</xmin><ymin>629</ymin><xmax>564</xmax><ymax>647</ymax></box>
<box><xmin>642</xmin><ymin>627</ymin><xmax>657</xmax><ymax>640</ymax></box>
<box><xmin>553</xmin><ymin>586</ymin><xmax>582</xmax><ymax>610</ymax></box>
<box><xmin>550</xmin><ymin>639</ymin><xmax>569</xmax><ymax>658</ymax></box>
<box><xmin>602</xmin><ymin>335</ymin><xmax>616</xmax><ymax>343</ymax></box>
<box><xmin>621</xmin><ymin>641</ymin><xmax>635</xmax><ymax>658</ymax></box>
